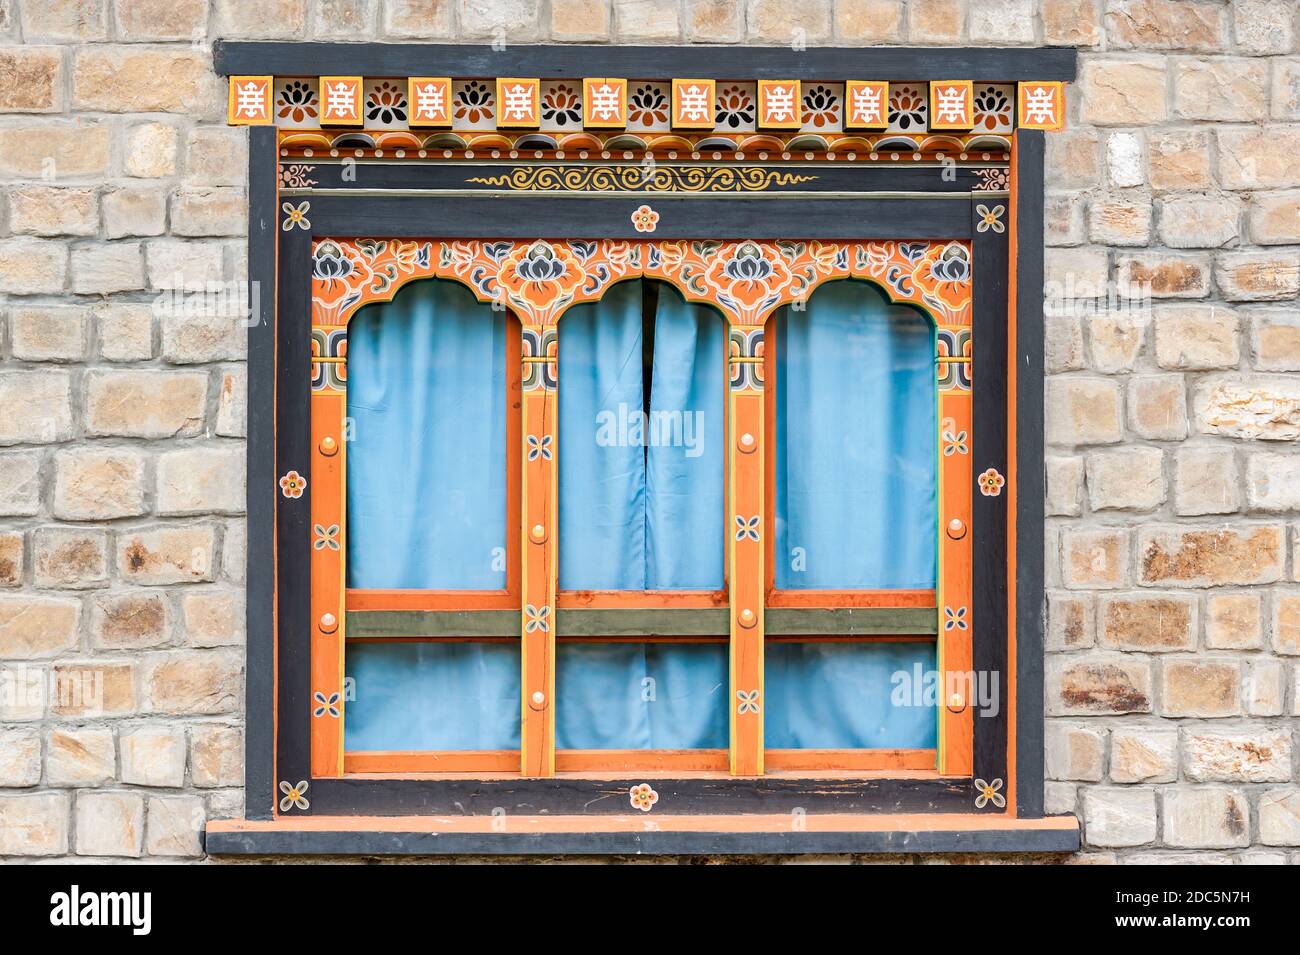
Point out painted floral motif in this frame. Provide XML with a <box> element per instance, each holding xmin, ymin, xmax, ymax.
<box><xmin>366</xmin><ymin>81</ymin><xmax>407</xmax><ymax>125</ymax></box>
<box><xmin>978</xmin><ymin>467</ymin><xmax>1005</xmax><ymax>497</ymax></box>
<box><xmin>313</xmin><ymin>523</ymin><xmax>340</xmax><ymax>550</ymax></box>
<box><xmin>524</xmin><ymin>603</ymin><xmax>551</xmax><ymax>633</ymax></box>
<box><xmin>313</xmin><ymin>691</ymin><xmax>341</xmax><ymax>718</ymax></box>
<box><xmin>630</xmin><ymin>204</ymin><xmax>659</xmax><ymax>232</ymax></box>
<box><xmin>976</xmin><ymin>203</ymin><xmax>1005</xmax><ymax>234</ymax></box>
<box><xmin>312</xmin><ymin>240</ymin><xmax>355</xmax><ymax>289</ymax></box>
<box><xmin>278</xmin><ymin>163</ymin><xmax>317</xmax><ymax>189</ymax></box>
<box><xmin>279</xmin><ymin>779</ymin><xmax>310</xmax><ymax>812</ymax></box>
<box><xmin>281</xmin><ymin>201</ymin><xmax>310</xmax><ymax>231</ymax></box>
<box><xmin>942</xmin><ymin>420</ymin><xmax>968</xmax><ymax>456</ymax></box>
<box><xmin>973</xmin><ymin>85</ymin><xmax>1013</xmax><ymax>133</ymax></box>
<box><xmin>279</xmin><ymin>470</ymin><xmax>306</xmax><ymax>498</ymax></box>
<box><xmin>944</xmin><ymin>605</ymin><xmax>968</xmax><ymax>631</ymax></box>
<box><xmin>277</xmin><ymin>80</ymin><xmax>318</xmax><ymax>124</ymax></box>
<box><xmin>454</xmin><ymin>80</ymin><xmax>494</xmax><ymax>124</ymax></box>
<box><xmin>541</xmin><ymin>83</ymin><xmax>582</xmax><ymax>127</ymax></box>
<box><xmin>888</xmin><ymin>85</ymin><xmax>927</xmax><ymax>130</ymax></box>
<box><xmin>801</xmin><ymin>85</ymin><xmax>840</xmax><ymax>128</ymax></box>
<box><xmin>973</xmin><ymin>168</ymin><xmax>1009</xmax><ymax>192</ymax></box>
<box><xmin>629</xmin><ymin>783</ymin><xmax>659</xmax><ymax>812</ymax></box>
<box><xmin>736</xmin><ymin>689</ymin><xmax>761</xmax><ymax>714</ymax></box>
<box><xmin>974</xmin><ymin>777</ymin><xmax>1005</xmax><ymax>809</ymax></box>
<box><xmin>499</xmin><ymin>241</ymin><xmax>587</xmax><ymax>311</ymax></box>
<box><xmin>734</xmin><ymin>515</ymin><xmax>760</xmax><ymax>542</ymax></box>
<box><xmin>526</xmin><ymin>433</ymin><xmax>553</xmax><ymax>461</ymax></box>
<box><xmin>628</xmin><ymin>84</ymin><xmax>669</xmax><ymax>127</ymax></box>
<box><xmin>715</xmin><ymin>85</ymin><xmax>755</xmax><ymax>129</ymax></box>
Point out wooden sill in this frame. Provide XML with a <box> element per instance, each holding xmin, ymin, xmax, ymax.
<box><xmin>205</xmin><ymin>813</ymin><xmax>1079</xmax><ymax>855</ymax></box>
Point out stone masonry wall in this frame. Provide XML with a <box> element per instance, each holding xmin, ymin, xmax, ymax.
<box><xmin>0</xmin><ymin>0</ymin><xmax>1297</xmax><ymax>863</ymax></box>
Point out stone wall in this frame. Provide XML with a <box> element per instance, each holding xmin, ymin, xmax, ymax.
<box><xmin>0</xmin><ymin>0</ymin><xmax>1296</xmax><ymax>863</ymax></box>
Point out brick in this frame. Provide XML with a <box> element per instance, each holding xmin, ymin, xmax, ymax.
<box><xmin>1046</xmin><ymin>723</ymin><xmax>1106</xmax><ymax>781</ymax></box>
<box><xmin>69</xmin><ymin>242</ymin><xmax>145</xmax><ymax>295</ymax></box>
<box><xmin>182</xmin><ymin>589</ymin><xmax>244</xmax><ymax>647</ymax></box>
<box><xmin>1148</xmin><ymin>129</ymin><xmax>1211</xmax><ymax>191</ymax></box>
<box><xmin>102</xmin><ymin>185</ymin><xmax>167</xmax><ymax>239</ymax></box>
<box><xmin>1048</xmin><ymin>655</ymin><xmax>1152</xmax><ymax>715</ymax></box>
<box><xmin>1153</xmin><ymin>305</ymin><xmax>1239</xmax><ymax>369</ymax></box>
<box><xmin>1045</xmin><ymin>247</ymin><xmax>1109</xmax><ymax>297</ymax></box>
<box><xmin>145</xmin><ymin>795</ymin><xmax>204</xmax><ymax>857</ymax></box>
<box><xmin>0</xmin><ymin>46</ymin><xmax>62</xmax><ymax>112</ymax></box>
<box><xmin>1139</xmin><ymin>524</ymin><xmax>1283</xmax><ymax>586</ymax></box>
<box><xmin>93</xmin><ymin>303</ymin><xmax>154</xmax><ymax>362</ymax></box>
<box><xmin>1116</xmin><ymin>253</ymin><xmax>1210</xmax><ymax>298</ymax></box>
<box><xmin>746</xmin><ymin>0</ymin><xmax>830</xmax><ymax>42</ymax></box>
<box><xmin>0</xmin><ymin>665</ymin><xmax>48</xmax><ymax>721</ymax></box>
<box><xmin>0</xmin><ymin>452</ymin><xmax>41</xmax><ymax>517</ymax></box>
<box><xmin>1128</xmin><ymin>375</ymin><xmax>1188</xmax><ymax>441</ymax></box>
<box><xmin>906</xmin><ymin>0</ymin><xmax>964</xmax><ymax>42</ymax></box>
<box><xmin>216</xmin><ymin>367</ymin><xmax>247</xmax><ymax>437</ymax></box>
<box><xmin>115</xmin><ymin>0</ymin><xmax>209</xmax><ymax>40</ymax></box>
<box><xmin>0</xmin><ymin>371</ymin><xmax>71</xmax><ymax>446</ymax></box>
<box><xmin>1105</xmin><ymin>131</ymin><xmax>1144</xmax><ymax>189</ymax></box>
<box><xmin>1079</xmin><ymin>60</ymin><xmax>1167</xmax><ymax>126</ymax></box>
<box><xmin>91</xmin><ymin>592</ymin><xmax>169</xmax><ymax>650</ymax></box>
<box><xmin>1234</xmin><ymin>0</ymin><xmax>1294</xmax><ymax>54</ymax></box>
<box><xmin>1044</xmin><ymin>311</ymin><xmax>1084</xmax><ymax>371</ymax></box>
<box><xmin>1044</xmin><ymin>0</ymin><xmax>1101</xmax><ymax>46</ymax></box>
<box><xmin>146</xmin><ymin>238</ymin><xmax>225</xmax><ymax>290</ymax></box>
<box><xmin>1086</xmin><ymin>447</ymin><xmax>1165</xmax><ymax>511</ymax></box>
<box><xmin>969</xmin><ymin>0</ymin><xmax>1035</xmax><ymax>42</ymax></box>
<box><xmin>170</xmin><ymin>188</ymin><xmax>246</xmax><ymax>237</ymax></box>
<box><xmin>835</xmin><ymin>0</ymin><xmax>902</xmax><ymax>41</ymax></box>
<box><xmin>20</xmin><ymin>0</ymin><xmax>108</xmax><ymax>40</ymax></box>
<box><xmin>1219</xmin><ymin>126</ymin><xmax>1300</xmax><ymax>189</ymax></box>
<box><xmin>1185</xmin><ymin>730</ymin><xmax>1291</xmax><ymax>783</ymax></box>
<box><xmin>1163</xmin><ymin>789</ymin><xmax>1249</xmax><ymax>848</ymax></box>
<box><xmin>1047</xmin><ymin>129</ymin><xmax>1102</xmax><ymax>189</ymax></box>
<box><xmin>8</xmin><ymin>186</ymin><xmax>97</xmax><ymax>236</ymax></box>
<box><xmin>460</xmin><ymin>0</ymin><xmax>542</xmax><ymax>39</ymax></box>
<box><xmin>142</xmin><ymin>649</ymin><xmax>241</xmax><ymax>715</ymax></box>
<box><xmin>72</xmin><ymin>47</ymin><xmax>215</xmax><ymax>114</ymax></box>
<box><xmin>1247</xmin><ymin>452</ymin><xmax>1300</xmax><ymax>511</ymax></box>
<box><xmin>1046</xmin><ymin>455</ymin><xmax>1084</xmax><ymax>517</ymax></box>
<box><xmin>33</xmin><ymin>527</ymin><xmax>107</xmax><ymax>589</ymax></box>
<box><xmin>117</xmin><ymin>525</ymin><xmax>217</xmax><ymax>585</ymax></box>
<box><xmin>124</xmin><ymin>121</ymin><xmax>179</xmax><ymax>178</ymax></box>
<box><xmin>44</xmin><ymin>727</ymin><xmax>114</xmax><ymax>786</ymax></box>
<box><xmin>1045</xmin><ymin>192</ymin><xmax>1086</xmax><ymax>246</ymax></box>
<box><xmin>1173</xmin><ymin>447</ymin><xmax>1238</xmax><ymax>516</ymax></box>
<box><xmin>119</xmin><ymin>726</ymin><xmax>185</xmax><ymax>787</ymax></box>
<box><xmin>1090</xmin><ymin>311</ymin><xmax>1145</xmax><ymax>373</ymax></box>
<box><xmin>212</xmin><ymin>0</ymin><xmax>305</xmax><ymax>35</ymax></box>
<box><xmin>50</xmin><ymin>661</ymin><xmax>134</xmax><ymax>717</ymax></box>
<box><xmin>0</xmin><ymin>238</ymin><xmax>67</xmax><ymax>295</ymax></box>
<box><xmin>9</xmin><ymin>306</ymin><xmax>87</xmax><ymax>362</ymax></box>
<box><xmin>683</xmin><ymin>0</ymin><xmax>741</xmax><ymax>41</ymax></box>
<box><xmin>183</xmin><ymin>127</ymin><xmax>247</xmax><ymax>187</ymax></box>
<box><xmin>0</xmin><ymin>595</ymin><xmax>80</xmax><ymax>659</ymax></box>
<box><xmin>1045</xmin><ymin>782</ymin><xmax>1078</xmax><ymax>816</ymax></box>
<box><xmin>160</xmin><ymin>311</ymin><xmax>247</xmax><ymax>363</ymax></box>
<box><xmin>0</xmin><ymin>533</ymin><xmax>22</xmax><ymax>587</ymax></box>
<box><xmin>1161</xmin><ymin>659</ymin><xmax>1240</xmax><ymax>717</ymax></box>
<box><xmin>1245</xmin><ymin>658</ymin><xmax>1285</xmax><ymax>716</ymax></box>
<box><xmin>1274</xmin><ymin>60</ymin><xmax>1300</xmax><ymax>120</ymax></box>
<box><xmin>52</xmin><ymin>449</ymin><xmax>147</xmax><ymax>520</ymax></box>
<box><xmin>1272</xmin><ymin>590</ymin><xmax>1300</xmax><ymax>654</ymax></box>
<box><xmin>1195</xmin><ymin>376</ymin><xmax>1300</xmax><ymax>440</ymax></box>
<box><xmin>1259</xmin><ymin>789</ymin><xmax>1300</xmax><ymax>845</ymax></box>
<box><xmin>1099</xmin><ymin>594</ymin><xmax>1195</xmax><ymax>651</ymax></box>
<box><xmin>0</xmin><ymin>122</ymin><xmax>109</xmax><ymax>179</ymax></box>
<box><xmin>384</xmin><ymin>0</ymin><xmax>454</xmax><ymax>37</ymax></box>
<box><xmin>0</xmin><ymin>727</ymin><xmax>41</xmax><ymax>786</ymax></box>
<box><xmin>1105</xmin><ymin>0</ymin><xmax>1226</xmax><ymax>50</ymax></box>
<box><xmin>1047</xmin><ymin>378</ymin><xmax>1122</xmax><ymax>446</ymax></box>
<box><xmin>1249</xmin><ymin>192</ymin><xmax>1300</xmax><ymax>245</ymax></box>
<box><xmin>1047</xmin><ymin>592</ymin><xmax>1095</xmax><ymax>649</ymax></box>
<box><xmin>1157</xmin><ymin>194</ymin><xmax>1242</xmax><ymax>249</ymax></box>
<box><xmin>84</xmin><ymin>370</ymin><xmax>206</xmax><ymax>439</ymax></box>
<box><xmin>0</xmin><ymin>793</ymin><xmax>69</xmax><ymax>856</ymax></box>
<box><xmin>1206</xmin><ymin>593</ymin><xmax>1262</xmax><ymax>649</ymax></box>
<box><xmin>1173</xmin><ymin>58</ymin><xmax>1268</xmax><ymax>122</ymax></box>
<box><xmin>190</xmin><ymin>724</ymin><xmax>242</xmax><ymax>787</ymax></box>
<box><xmin>1110</xmin><ymin>729</ymin><xmax>1177</xmax><ymax>783</ymax></box>
<box><xmin>1062</xmin><ymin>528</ymin><xmax>1130</xmax><ymax>589</ymax></box>
<box><xmin>1082</xmin><ymin>788</ymin><xmax>1156</xmax><ymax>848</ymax></box>
<box><xmin>1088</xmin><ymin>192</ymin><xmax>1151</xmax><ymax>246</ymax></box>
<box><xmin>76</xmin><ymin>791</ymin><xmax>144</xmax><ymax>857</ymax></box>
<box><xmin>222</xmin><ymin>519</ymin><xmax>245</xmax><ymax>584</ymax></box>
<box><xmin>1216</xmin><ymin>252</ymin><xmax>1300</xmax><ymax>302</ymax></box>
<box><xmin>156</xmin><ymin>447</ymin><xmax>246</xmax><ymax>516</ymax></box>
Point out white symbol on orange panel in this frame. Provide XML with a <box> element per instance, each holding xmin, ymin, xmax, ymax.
<box><xmin>589</xmin><ymin>83</ymin><xmax>621</xmax><ymax>121</ymax></box>
<box><xmin>679</xmin><ymin>83</ymin><xmax>711</xmax><ymax>122</ymax></box>
<box><xmin>414</xmin><ymin>82</ymin><xmax>446</xmax><ymax>119</ymax></box>
<box><xmin>323</xmin><ymin>81</ymin><xmax>355</xmax><ymax>119</ymax></box>
<box><xmin>1023</xmin><ymin>85</ymin><xmax>1056</xmax><ymax>125</ymax></box>
<box><xmin>502</xmin><ymin>83</ymin><xmax>534</xmax><ymax>122</ymax></box>
<box><xmin>850</xmin><ymin>84</ymin><xmax>883</xmax><ymax>124</ymax></box>
<box><xmin>234</xmin><ymin>81</ymin><xmax>267</xmax><ymax>119</ymax></box>
<box><xmin>765</xmin><ymin>84</ymin><xmax>796</xmax><ymax>123</ymax></box>
<box><xmin>934</xmin><ymin>85</ymin><xmax>968</xmax><ymax>125</ymax></box>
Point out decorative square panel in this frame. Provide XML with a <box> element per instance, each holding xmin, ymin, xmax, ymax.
<box><xmin>972</xmin><ymin>83</ymin><xmax>1015</xmax><ymax>135</ymax></box>
<box><xmin>713</xmin><ymin>81</ymin><xmax>756</xmax><ymax>133</ymax></box>
<box><xmin>844</xmin><ymin>81</ymin><xmax>889</xmax><ymax>130</ymax></box>
<box><xmin>672</xmin><ymin>78</ymin><xmax>716</xmax><ymax>129</ymax></box>
<box><xmin>1018</xmin><ymin>81</ymin><xmax>1066</xmax><ymax>131</ymax></box>
<box><xmin>886</xmin><ymin>82</ymin><xmax>929</xmax><ymax>134</ymax></box>
<box><xmin>319</xmin><ymin>76</ymin><xmax>363</xmax><ymax>126</ymax></box>
<box><xmin>627</xmin><ymin>80</ymin><xmax>671</xmax><ymax>132</ymax></box>
<box><xmin>582</xmin><ymin>78</ymin><xmax>627</xmax><ymax>129</ymax></box>
<box><xmin>452</xmin><ymin>79</ymin><xmax>496</xmax><ymax>130</ymax></box>
<box><xmin>930</xmin><ymin>80</ymin><xmax>974</xmax><ymax>130</ymax></box>
<box><xmin>758</xmin><ymin>80</ymin><xmax>801</xmax><ymax>130</ymax></box>
<box><xmin>799</xmin><ymin>82</ymin><xmax>843</xmax><ymax>133</ymax></box>
<box><xmin>273</xmin><ymin>77</ymin><xmax>320</xmax><ymax>129</ymax></box>
<box><xmin>496</xmin><ymin>77</ymin><xmax>541</xmax><ymax>128</ymax></box>
<box><xmin>408</xmin><ymin>77</ymin><xmax>452</xmax><ymax>127</ymax></box>
<box><xmin>539</xmin><ymin>79</ymin><xmax>584</xmax><ymax>131</ymax></box>
<box><xmin>228</xmin><ymin>76</ymin><xmax>274</xmax><ymax>125</ymax></box>
<box><xmin>363</xmin><ymin>78</ymin><xmax>409</xmax><ymax>129</ymax></box>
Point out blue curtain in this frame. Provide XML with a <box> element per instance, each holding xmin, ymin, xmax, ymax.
<box><xmin>774</xmin><ymin>280</ymin><xmax>937</xmax><ymax>589</ymax></box>
<box><xmin>764</xmin><ymin>642</ymin><xmax>937</xmax><ymax>749</ymax></box>
<box><xmin>346</xmin><ymin>278</ymin><xmax>507</xmax><ymax>589</ymax></box>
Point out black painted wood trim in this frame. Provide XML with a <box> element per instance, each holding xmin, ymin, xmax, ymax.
<box><xmin>213</xmin><ymin>41</ymin><xmax>1078</xmax><ymax>82</ymax></box>
<box><xmin>206</xmin><ymin>822</ymin><xmax>1080</xmax><ymax>856</ymax></box>
<box><xmin>1013</xmin><ymin>131</ymin><xmax>1047</xmax><ymax>818</ymax></box>
<box><xmin>245</xmin><ymin>126</ymin><xmax>277</xmax><ymax>820</ymax></box>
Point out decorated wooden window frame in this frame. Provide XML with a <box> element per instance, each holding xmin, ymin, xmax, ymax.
<box><xmin>211</xmin><ymin>43</ymin><xmax>1079</xmax><ymax>856</ymax></box>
